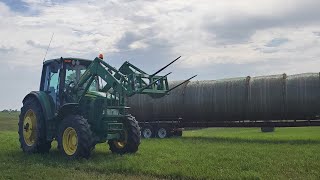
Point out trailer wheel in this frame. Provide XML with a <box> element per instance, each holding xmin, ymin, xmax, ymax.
<box><xmin>261</xmin><ymin>127</ymin><xmax>275</xmax><ymax>132</ymax></box>
<box><xmin>156</xmin><ymin>127</ymin><xmax>168</xmax><ymax>138</ymax></box>
<box><xmin>142</xmin><ymin>125</ymin><xmax>154</xmax><ymax>138</ymax></box>
<box><xmin>175</xmin><ymin>131</ymin><xmax>183</xmax><ymax>137</ymax></box>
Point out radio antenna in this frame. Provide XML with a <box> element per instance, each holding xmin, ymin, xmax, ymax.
<box><xmin>43</xmin><ymin>32</ymin><xmax>54</xmax><ymax>63</ymax></box>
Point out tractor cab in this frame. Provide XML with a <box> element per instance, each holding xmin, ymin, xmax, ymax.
<box><xmin>40</xmin><ymin>58</ymin><xmax>98</xmax><ymax>110</ymax></box>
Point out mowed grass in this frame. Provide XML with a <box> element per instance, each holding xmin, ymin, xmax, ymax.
<box><xmin>0</xmin><ymin>112</ymin><xmax>19</xmax><ymax>131</ymax></box>
<box><xmin>0</xmin><ymin>112</ymin><xmax>320</xmax><ymax>179</ymax></box>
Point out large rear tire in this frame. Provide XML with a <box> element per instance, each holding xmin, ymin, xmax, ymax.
<box><xmin>18</xmin><ymin>98</ymin><xmax>51</xmax><ymax>153</ymax></box>
<box><xmin>108</xmin><ymin>115</ymin><xmax>141</xmax><ymax>154</ymax></box>
<box><xmin>57</xmin><ymin>115</ymin><xmax>94</xmax><ymax>159</ymax></box>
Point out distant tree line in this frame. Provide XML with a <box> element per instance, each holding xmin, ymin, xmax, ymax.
<box><xmin>1</xmin><ymin>109</ymin><xmax>19</xmax><ymax>113</ymax></box>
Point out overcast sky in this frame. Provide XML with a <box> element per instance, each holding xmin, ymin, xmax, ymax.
<box><xmin>1</xmin><ymin>0</ymin><xmax>320</xmax><ymax>110</ymax></box>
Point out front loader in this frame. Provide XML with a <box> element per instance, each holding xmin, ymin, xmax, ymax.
<box><xmin>19</xmin><ymin>55</ymin><xmax>194</xmax><ymax>158</ymax></box>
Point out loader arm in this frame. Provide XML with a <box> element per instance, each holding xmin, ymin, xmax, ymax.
<box><xmin>71</xmin><ymin>57</ymin><xmax>171</xmax><ymax>102</ymax></box>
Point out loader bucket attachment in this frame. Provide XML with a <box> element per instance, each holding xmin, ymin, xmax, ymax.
<box><xmin>118</xmin><ymin>56</ymin><xmax>184</xmax><ymax>98</ymax></box>
<box><xmin>166</xmin><ymin>75</ymin><xmax>197</xmax><ymax>93</ymax></box>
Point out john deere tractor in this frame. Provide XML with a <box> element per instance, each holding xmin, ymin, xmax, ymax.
<box><xmin>19</xmin><ymin>55</ymin><xmax>189</xmax><ymax>158</ymax></box>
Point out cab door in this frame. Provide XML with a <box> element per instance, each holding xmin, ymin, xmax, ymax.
<box><xmin>40</xmin><ymin>61</ymin><xmax>62</xmax><ymax>110</ymax></box>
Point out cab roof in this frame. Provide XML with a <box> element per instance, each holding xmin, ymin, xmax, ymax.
<box><xmin>43</xmin><ymin>57</ymin><xmax>93</xmax><ymax>65</ymax></box>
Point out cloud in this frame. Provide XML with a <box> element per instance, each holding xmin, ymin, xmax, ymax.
<box><xmin>0</xmin><ymin>64</ymin><xmax>40</xmax><ymax>110</ymax></box>
<box><xmin>203</xmin><ymin>0</ymin><xmax>320</xmax><ymax>44</ymax></box>
<box><xmin>1</xmin><ymin>0</ymin><xmax>29</xmax><ymax>13</ymax></box>
<box><xmin>1</xmin><ymin>0</ymin><xmax>320</xmax><ymax>109</ymax></box>
<box><xmin>1</xmin><ymin>0</ymin><xmax>320</xmax><ymax>68</ymax></box>
<box><xmin>116</xmin><ymin>32</ymin><xmax>145</xmax><ymax>51</ymax></box>
<box><xmin>26</xmin><ymin>40</ymin><xmax>48</xmax><ymax>49</ymax></box>
<box><xmin>313</xmin><ymin>32</ymin><xmax>320</xmax><ymax>37</ymax></box>
<box><xmin>0</xmin><ymin>45</ymin><xmax>15</xmax><ymax>54</ymax></box>
<box><xmin>265</xmin><ymin>38</ymin><xmax>289</xmax><ymax>47</ymax></box>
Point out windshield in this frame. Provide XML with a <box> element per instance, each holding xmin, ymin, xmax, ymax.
<box><xmin>65</xmin><ymin>63</ymin><xmax>99</xmax><ymax>91</ymax></box>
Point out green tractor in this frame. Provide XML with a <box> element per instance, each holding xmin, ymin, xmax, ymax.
<box><xmin>19</xmin><ymin>55</ymin><xmax>189</xmax><ymax>158</ymax></box>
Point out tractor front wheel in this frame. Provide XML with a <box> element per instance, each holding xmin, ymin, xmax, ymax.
<box><xmin>108</xmin><ymin>116</ymin><xmax>141</xmax><ymax>154</ymax></box>
<box><xmin>57</xmin><ymin>115</ymin><xmax>94</xmax><ymax>159</ymax></box>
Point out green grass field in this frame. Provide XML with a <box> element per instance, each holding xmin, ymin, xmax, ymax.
<box><xmin>1</xmin><ymin>112</ymin><xmax>320</xmax><ymax>179</ymax></box>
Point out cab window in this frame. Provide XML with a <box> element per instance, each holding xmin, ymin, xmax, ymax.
<box><xmin>43</xmin><ymin>62</ymin><xmax>61</xmax><ymax>105</ymax></box>
<box><xmin>65</xmin><ymin>63</ymin><xmax>98</xmax><ymax>91</ymax></box>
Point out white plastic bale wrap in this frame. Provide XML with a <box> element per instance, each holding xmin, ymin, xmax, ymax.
<box><xmin>126</xmin><ymin>93</ymin><xmax>153</xmax><ymax>122</ymax></box>
<box><xmin>247</xmin><ymin>74</ymin><xmax>286</xmax><ymax>120</ymax></box>
<box><xmin>286</xmin><ymin>73</ymin><xmax>320</xmax><ymax>119</ymax></box>
<box><xmin>183</xmin><ymin>77</ymin><xmax>248</xmax><ymax>123</ymax></box>
<box><xmin>127</xmin><ymin>73</ymin><xmax>320</xmax><ymax>125</ymax></box>
<box><xmin>152</xmin><ymin>81</ymin><xmax>187</xmax><ymax>118</ymax></box>
<box><xmin>127</xmin><ymin>81</ymin><xmax>187</xmax><ymax>121</ymax></box>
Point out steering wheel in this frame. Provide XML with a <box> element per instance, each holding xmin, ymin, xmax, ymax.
<box><xmin>63</xmin><ymin>81</ymin><xmax>75</xmax><ymax>102</ymax></box>
<box><xmin>65</xmin><ymin>81</ymin><xmax>75</xmax><ymax>92</ymax></box>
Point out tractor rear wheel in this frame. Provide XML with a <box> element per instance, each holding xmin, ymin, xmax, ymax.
<box><xmin>57</xmin><ymin>115</ymin><xmax>94</xmax><ymax>159</ymax></box>
<box><xmin>108</xmin><ymin>115</ymin><xmax>141</xmax><ymax>154</ymax></box>
<box><xmin>18</xmin><ymin>98</ymin><xmax>51</xmax><ymax>153</ymax></box>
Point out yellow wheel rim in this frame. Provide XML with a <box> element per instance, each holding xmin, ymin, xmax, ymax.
<box><xmin>23</xmin><ymin>109</ymin><xmax>37</xmax><ymax>146</ymax></box>
<box><xmin>114</xmin><ymin>131</ymin><xmax>127</xmax><ymax>149</ymax></box>
<box><xmin>62</xmin><ymin>127</ymin><xmax>78</xmax><ymax>156</ymax></box>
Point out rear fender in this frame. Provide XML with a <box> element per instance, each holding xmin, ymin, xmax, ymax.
<box><xmin>23</xmin><ymin>91</ymin><xmax>56</xmax><ymax>141</ymax></box>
